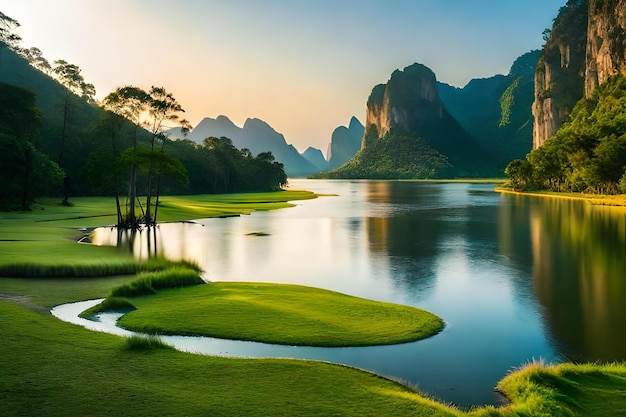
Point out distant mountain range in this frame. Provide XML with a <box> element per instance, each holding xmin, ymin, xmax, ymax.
<box><xmin>171</xmin><ymin>115</ymin><xmax>364</xmax><ymax>177</ymax></box>
<box><xmin>170</xmin><ymin>115</ymin><xmax>318</xmax><ymax>177</ymax></box>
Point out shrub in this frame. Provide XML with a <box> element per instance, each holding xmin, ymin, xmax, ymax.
<box><xmin>124</xmin><ymin>335</ymin><xmax>172</xmax><ymax>351</ymax></box>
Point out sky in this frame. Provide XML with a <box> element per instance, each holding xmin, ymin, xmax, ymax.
<box><xmin>0</xmin><ymin>0</ymin><xmax>565</xmax><ymax>156</ymax></box>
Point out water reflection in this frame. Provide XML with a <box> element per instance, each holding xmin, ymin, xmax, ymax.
<box><xmin>511</xmin><ymin>195</ymin><xmax>626</xmax><ymax>362</ymax></box>
<box><xmin>88</xmin><ymin>180</ymin><xmax>626</xmax><ymax>408</ymax></box>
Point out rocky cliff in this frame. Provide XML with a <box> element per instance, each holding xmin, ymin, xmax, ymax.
<box><xmin>585</xmin><ymin>0</ymin><xmax>626</xmax><ymax>96</ymax></box>
<box><xmin>364</xmin><ymin>63</ymin><xmax>476</xmax><ymax>162</ymax></box>
<box><xmin>532</xmin><ymin>0</ymin><xmax>588</xmax><ymax>149</ymax></box>
<box><xmin>320</xmin><ymin>62</ymin><xmax>490</xmax><ymax>178</ymax></box>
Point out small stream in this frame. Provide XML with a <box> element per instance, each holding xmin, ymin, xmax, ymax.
<box><xmin>51</xmin><ymin>299</ymin><xmax>477</xmax><ymax>403</ymax></box>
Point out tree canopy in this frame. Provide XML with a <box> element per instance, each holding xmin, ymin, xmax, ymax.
<box><xmin>506</xmin><ymin>74</ymin><xmax>626</xmax><ymax>194</ymax></box>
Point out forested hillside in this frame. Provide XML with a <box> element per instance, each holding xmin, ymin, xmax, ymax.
<box><xmin>0</xmin><ymin>13</ymin><xmax>287</xmax><ymax>215</ymax></box>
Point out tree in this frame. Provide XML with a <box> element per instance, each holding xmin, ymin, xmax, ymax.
<box><xmin>0</xmin><ymin>11</ymin><xmax>21</xmax><ymax>50</ymax></box>
<box><xmin>19</xmin><ymin>47</ymin><xmax>51</xmax><ymax>74</ymax></box>
<box><xmin>102</xmin><ymin>86</ymin><xmax>150</xmax><ymax>228</ymax></box>
<box><xmin>52</xmin><ymin>59</ymin><xmax>96</xmax><ymax>205</ymax></box>
<box><xmin>505</xmin><ymin>159</ymin><xmax>534</xmax><ymax>190</ymax></box>
<box><xmin>0</xmin><ymin>82</ymin><xmax>62</xmax><ymax>209</ymax></box>
<box><xmin>143</xmin><ymin>86</ymin><xmax>189</xmax><ymax>225</ymax></box>
<box><xmin>103</xmin><ymin>85</ymin><xmax>189</xmax><ymax>228</ymax></box>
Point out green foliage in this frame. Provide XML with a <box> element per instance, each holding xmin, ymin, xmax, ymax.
<box><xmin>318</xmin><ymin>129</ymin><xmax>450</xmax><ymax>179</ymax></box>
<box><xmin>166</xmin><ymin>137</ymin><xmax>287</xmax><ymax>194</ymax></box>
<box><xmin>0</xmin><ymin>46</ymin><xmax>286</xmax><ymax>209</ymax></box>
<box><xmin>124</xmin><ymin>335</ymin><xmax>172</xmax><ymax>351</ymax></box>
<box><xmin>508</xmin><ymin>74</ymin><xmax>626</xmax><ymax>194</ymax></box>
<box><xmin>499</xmin><ymin>76</ymin><xmax>521</xmax><ymax>127</ymax></box>
<box><xmin>110</xmin><ymin>268</ymin><xmax>204</xmax><ymax>298</ymax></box>
<box><xmin>504</xmin><ymin>159</ymin><xmax>534</xmax><ymax>190</ymax></box>
<box><xmin>0</xmin><ymin>82</ymin><xmax>63</xmax><ymax>209</ymax></box>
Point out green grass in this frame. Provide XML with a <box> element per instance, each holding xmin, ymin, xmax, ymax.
<box><xmin>0</xmin><ymin>301</ymin><xmax>460</xmax><ymax>417</ymax></box>
<box><xmin>116</xmin><ymin>282</ymin><xmax>444</xmax><ymax>347</ymax></box>
<box><xmin>472</xmin><ymin>360</ymin><xmax>626</xmax><ymax>416</ymax></box>
<box><xmin>0</xmin><ymin>191</ymin><xmax>316</xmax><ymax>278</ymax></box>
<box><xmin>110</xmin><ymin>267</ymin><xmax>204</xmax><ymax>298</ymax></box>
<box><xmin>3</xmin><ymin>189</ymin><xmax>626</xmax><ymax>415</ymax></box>
<box><xmin>79</xmin><ymin>296</ymin><xmax>136</xmax><ymax>318</ymax></box>
<box><xmin>124</xmin><ymin>334</ymin><xmax>173</xmax><ymax>351</ymax></box>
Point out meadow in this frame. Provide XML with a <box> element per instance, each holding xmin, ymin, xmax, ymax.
<box><xmin>2</xmin><ymin>190</ymin><xmax>626</xmax><ymax>416</ymax></box>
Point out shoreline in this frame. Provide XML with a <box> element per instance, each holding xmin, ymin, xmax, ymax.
<box><xmin>494</xmin><ymin>186</ymin><xmax>626</xmax><ymax>207</ymax></box>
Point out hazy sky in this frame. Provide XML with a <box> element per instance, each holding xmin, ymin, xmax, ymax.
<box><xmin>1</xmin><ymin>0</ymin><xmax>564</xmax><ymax>155</ymax></box>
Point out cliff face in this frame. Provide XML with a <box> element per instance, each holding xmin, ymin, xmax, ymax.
<box><xmin>532</xmin><ymin>1</ymin><xmax>589</xmax><ymax>149</ymax></box>
<box><xmin>353</xmin><ymin>62</ymin><xmax>491</xmax><ymax>177</ymax></box>
<box><xmin>585</xmin><ymin>0</ymin><xmax>626</xmax><ymax>96</ymax></box>
<box><xmin>365</xmin><ymin>64</ymin><xmax>447</xmax><ymax>140</ymax></box>
<box><xmin>364</xmin><ymin>63</ymin><xmax>473</xmax><ymax>158</ymax></box>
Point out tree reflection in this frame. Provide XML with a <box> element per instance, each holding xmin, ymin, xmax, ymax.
<box><xmin>502</xmin><ymin>194</ymin><xmax>626</xmax><ymax>362</ymax></box>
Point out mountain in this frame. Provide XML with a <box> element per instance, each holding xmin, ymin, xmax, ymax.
<box><xmin>302</xmin><ymin>147</ymin><xmax>327</xmax><ymax>171</ymax></box>
<box><xmin>319</xmin><ymin>63</ymin><xmax>488</xmax><ymax>179</ymax></box>
<box><xmin>326</xmin><ymin>117</ymin><xmax>364</xmax><ymax>170</ymax></box>
<box><xmin>532</xmin><ymin>0</ymin><xmax>589</xmax><ymax>149</ymax></box>
<box><xmin>180</xmin><ymin>115</ymin><xmax>318</xmax><ymax>177</ymax></box>
<box><xmin>438</xmin><ymin>50</ymin><xmax>541</xmax><ymax>166</ymax></box>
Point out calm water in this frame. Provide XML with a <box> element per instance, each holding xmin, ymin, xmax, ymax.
<box><xmin>87</xmin><ymin>179</ymin><xmax>626</xmax><ymax>408</ymax></box>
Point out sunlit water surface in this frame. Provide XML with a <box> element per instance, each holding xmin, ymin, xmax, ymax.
<box><xmin>76</xmin><ymin>179</ymin><xmax>626</xmax><ymax>409</ymax></box>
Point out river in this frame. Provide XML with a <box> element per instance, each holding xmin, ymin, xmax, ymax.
<box><xmin>75</xmin><ymin>179</ymin><xmax>626</xmax><ymax>409</ymax></box>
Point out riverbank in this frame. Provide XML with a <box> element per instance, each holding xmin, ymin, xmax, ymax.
<box><xmin>495</xmin><ymin>186</ymin><xmax>626</xmax><ymax>207</ymax></box>
<box><xmin>0</xmin><ymin>191</ymin><xmax>316</xmax><ymax>279</ymax></box>
<box><xmin>2</xmin><ymin>189</ymin><xmax>626</xmax><ymax>415</ymax></box>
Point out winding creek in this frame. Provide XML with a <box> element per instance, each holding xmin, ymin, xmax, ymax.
<box><xmin>52</xmin><ymin>179</ymin><xmax>626</xmax><ymax>409</ymax></box>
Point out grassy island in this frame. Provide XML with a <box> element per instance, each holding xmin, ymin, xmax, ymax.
<box><xmin>111</xmin><ymin>281</ymin><xmax>444</xmax><ymax>347</ymax></box>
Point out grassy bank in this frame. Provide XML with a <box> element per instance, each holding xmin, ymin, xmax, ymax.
<box><xmin>4</xmin><ymin>297</ymin><xmax>626</xmax><ymax>416</ymax></box>
<box><xmin>495</xmin><ymin>186</ymin><xmax>626</xmax><ymax>207</ymax></box>
<box><xmin>3</xmin><ymin>189</ymin><xmax>626</xmax><ymax>415</ymax></box>
<box><xmin>0</xmin><ymin>190</ymin><xmax>316</xmax><ymax>278</ymax></box>
<box><xmin>0</xmin><ymin>302</ymin><xmax>461</xmax><ymax>417</ymax></box>
<box><xmin>475</xmin><ymin>360</ymin><xmax>626</xmax><ymax>416</ymax></box>
<box><xmin>112</xmin><ymin>282</ymin><xmax>444</xmax><ymax>346</ymax></box>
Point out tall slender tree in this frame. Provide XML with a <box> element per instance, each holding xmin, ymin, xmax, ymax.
<box><xmin>102</xmin><ymin>86</ymin><xmax>149</xmax><ymax>228</ymax></box>
<box><xmin>143</xmin><ymin>86</ymin><xmax>188</xmax><ymax>225</ymax></box>
<box><xmin>52</xmin><ymin>59</ymin><xmax>96</xmax><ymax>205</ymax></box>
